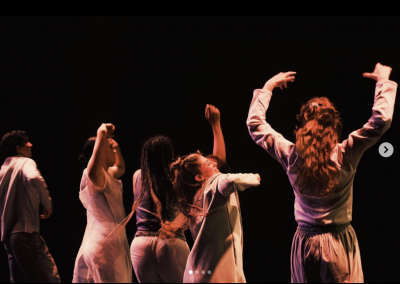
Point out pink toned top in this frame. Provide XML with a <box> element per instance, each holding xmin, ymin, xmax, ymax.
<box><xmin>73</xmin><ymin>168</ymin><xmax>132</xmax><ymax>283</ymax></box>
<box><xmin>247</xmin><ymin>80</ymin><xmax>397</xmax><ymax>227</ymax></box>
<box><xmin>0</xmin><ymin>156</ymin><xmax>52</xmax><ymax>242</ymax></box>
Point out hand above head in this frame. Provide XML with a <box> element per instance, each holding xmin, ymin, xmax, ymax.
<box><xmin>98</xmin><ymin>123</ymin><xmax>115</xmax><ymax>137</ymax></box>
<box><xmin>40</xmin><ymin>207</ymin><xmax>53</xmax><ymax>220</ymax></box>
<box><xmin>205</xmin><ymin>104</ymin><xmax>221</xmax><ymax>125</ymax></box>
<box><xmin>363</xmin><ymin>63</ymin><xmax>392</xmax><ymax>82</ymax></box>
<box><xmin>263</xmin><ymin>71</ymin><xmax>296</xmax><ymax>93</ymax></box>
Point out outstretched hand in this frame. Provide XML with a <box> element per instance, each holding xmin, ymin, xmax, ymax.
<box><xmin>205</xmin><ymin>104</ymin><xmax>221</xmax><ymax>125</ymax></box>
<box><xmin>363</xmin><ymin>63</ymin><xmax>392</xmax><ymax>82</ymax></box>
<box><xmin>263</xmin><ymin>71</ymin><xmax>296</xmax><ymax>92</ymax></box>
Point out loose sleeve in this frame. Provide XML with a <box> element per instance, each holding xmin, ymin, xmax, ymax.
<box><xmin>217</xmin><ymin>173</ymin><xmax>260</xmax><ymax>198</ymax></box>
<box><xmin>247</xmin><ymin>89</ymin><xmax>295</xmax><ymax>170</ymax></box>
<box><xmin>23</xmin><ymin>159</ymin><xmax>52</xmax><ymax>210</ymax></box>
<box><xmin>341</xmin><ymin>80</ymin><xmax>397</xmax><ymax>169</ymax></box>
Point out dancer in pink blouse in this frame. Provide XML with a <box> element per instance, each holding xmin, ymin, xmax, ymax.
<box><xmin>247</xmin><ymin>63</ymin><xmax>397</xmax><ymax>283</ymax></box>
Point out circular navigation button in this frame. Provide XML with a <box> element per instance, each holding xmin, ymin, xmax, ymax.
<box><xmin>379</xmin><ymin>143</ymin><xmax>394</xmax><ymax>158</ymax></box>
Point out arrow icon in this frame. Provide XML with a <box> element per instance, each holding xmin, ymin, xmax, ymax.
<box><xmin>380</xmin><ymin>143</ymin><xmax>394</xmax><ymax>158</ymax></box>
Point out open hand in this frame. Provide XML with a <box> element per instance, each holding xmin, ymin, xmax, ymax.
<box><xmin>363</xmin><ymin>63</ymin><xmax>392</xmax><ymax>82</ymax></box>
<box><xmin>263</xmin><ymin>72</ymin><xmax>296</xmax><ymax>92</ymax></box>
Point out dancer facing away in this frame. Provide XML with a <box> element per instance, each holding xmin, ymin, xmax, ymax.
<box><xmin>129</xmin><ymin>135</ymin><xmax>190</xmax><ymax>283</ymax></box>
<box><xmin>0</xmin><ymin>130</ymin><xmax>60</xmax><ymax>283</ymax></box>
<box><xmin>128</xmin><ymin>104</ymin><xmax>227</xmax><ymax>283</ymax></box>
<box><xmin>73</xmin><ymin>123</ymin><xmax>132</xmax><ymax>283</ymax></box>
<box><xmin>247</xmin><ymin>63</ymin><xmax>397</xmax><ymax>283</ymax></box>
<box><xmin>171</xmin><ymin>108</ymin><xmax>261</xmax><ymax>283</ymax></box>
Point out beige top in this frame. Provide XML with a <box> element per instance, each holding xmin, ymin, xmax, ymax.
<box><xmin>184</xmin><ymin>173</ymin><xmax>260</xmax><ymax>283</ymax></box>
<box><xmin>247</xmin><ymin>80</ymin><xmax>397</xmax><ymax>226</ymax></box>
<box><xmin>0</xmin><ymin>156</ymin><xmax>52</xmax><ymax>242</ymax></box>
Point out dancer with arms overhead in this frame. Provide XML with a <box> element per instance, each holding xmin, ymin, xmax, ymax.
<box><xmin>247</xmin><ymin>63</ymin><xmax>397</xmax><ymax>283</ymax></box>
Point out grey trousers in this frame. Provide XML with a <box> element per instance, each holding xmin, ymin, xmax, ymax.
<box><xmin>3</xmin><ymin>232</ymin><xmax>60</xmax><ymax>283</ymax></box>
<box><xmin>291</xmin><ymin>223</ymin><xmax>364</xmax><ymax>283</ymax></box>
<box><xmin>131</xmin><ymin>235</ymin><xmax>190</xmax><ymax>283</ymax></box>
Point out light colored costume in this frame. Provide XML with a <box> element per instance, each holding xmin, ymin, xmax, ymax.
<box><xmin>73</xmin><ymin>169</ymin><xmax>132</xmax><ymax>283</ymax></box>
<box><xmin>184</xmin><ymin>173</ymin><xmax>260</xmax><ymax>283</ymax></box>
<box><xmin>247</xmin><ymin>80</ymin><xmax>397</xmax><ymax>283</ymax></box>
<box><xmin>0</xmin><ymin>156</ymin><xmax>60</xmax><ymax>283</ymax></box>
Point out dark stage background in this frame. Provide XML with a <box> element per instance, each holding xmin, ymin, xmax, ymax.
<box><xmin>0</xmin><ymin>16</ymin><xmax>399</xmax><ymax>283</ymax></box>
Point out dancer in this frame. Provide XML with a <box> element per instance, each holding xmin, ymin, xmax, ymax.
<box><xmin>0</xmin><ymin>130</ymin><xmax>60</xmax><ymax>283</ymax></box>
<box><xmin>172</xmin><ymin>158</ymin><xmax>260</xmax><ymax>282</ymax></box>
<box><xmin>173</xmin><ymin>154</ymin><xmax>261</xmax><ymax>283</ymax></box>
<box><xmin>172</xmin><ymin>104</ymin><xmax>261</xmax><ymax>283</ymax></box>
<box><xmin>246</xmin><ymin>63</ymin><xmax>397</xmax><ymax>283</ymax></box>
<box><xmin>129</xmin><ymin>135</ymin><xmax>190</xmax><ymax>283</ymax></box>
<box><xmin>128</xmin><ymin>104</ymin><xmax>228</xmax><ymax>283</ymax></box>
<box><xmin>73</xmin><ymin>123</ymin><xmax>132</xmax><ymax>283</ymax></box>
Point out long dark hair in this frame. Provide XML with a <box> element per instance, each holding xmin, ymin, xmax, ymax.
<box><xmin>124</xmin><ymin>136</ymin><xmax>190</xmax><ymax>240</ymax></box>
<box><xmin>295</xmin><ymin>97</ymin><xmax>343</xmax><ymax>197</ymax></box>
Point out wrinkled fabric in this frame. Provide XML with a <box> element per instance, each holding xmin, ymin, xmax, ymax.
<box><xmin>247</xmin><ymin>80</ymin><xmax>397</xmax><ymax>226</ymax></box>
<box><xmin>4</xmin><ymin>232</ymin><xmax>60</xmax><ymax>283</ymax></box>
<box><xmin>247</xmin><ymin>80</ymin><xmax>397</xmax><ymax>283</ymax></box>
<box><xmin>291</xmin><ymin>224</ymin><xmax>363</xmax><ymax>283</ymax></box>
<box><xmin>131</xmin><ymin>236</ymin><xmax>190</xmax><ymax>283</ymax></box>
<box><xmin>0</xmin><ymin>156</ymin><xmax>52</xmax><ymax>242</ymax></box>
<box><xmin>184</xmin><ymin>173</ymin><xmax>260</xmax><ymax>283</ymax></box>
<box><xmin>73</xmin><ymin>169</ymin><xmax>132</xmax><ymax>283</ymax></box>
<box><xmin>133</xmin><ymin>170</ymin><xmax>185</xmax><ymax>240</ymax></box>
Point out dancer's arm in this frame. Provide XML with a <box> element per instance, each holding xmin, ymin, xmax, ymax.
<box><xmin>109</xmin><ymin>139</ymin><xmax>125</xmax><ymax>179</ymax></box>
<box><xmin>23</xmin><ymin>159</ymin><xmax>53</xmax><ymax>219</ymax></box>
<box><xmin>247</xmin><ymin>72</ymin><xmax>296</xmax><ymax>168</ymax></box>
<box><xmin>87</xmin><ymin>123</ymin><xmax>115</xmax><ymax>188</ymax></box>
<box><xmin>206</xmin><ymin>104</ymin><xmax>226</xmax><ymax>166</ymax></box>
<box><xmin>217</xmin><ymin>173</ymin><xmax>261</xmax><ymax>198</ymax></box>
<box><xmin>342</xmin><ymin>63</ymin><xmax>397</xmax><ymax>168</ymax></box>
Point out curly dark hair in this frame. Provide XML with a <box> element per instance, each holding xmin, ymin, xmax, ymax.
<box><xmin>0</xmin><ymin>130</ymin><xmax>29</xmax><ymax>160</ymax></box>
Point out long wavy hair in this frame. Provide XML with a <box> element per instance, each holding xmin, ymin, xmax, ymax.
<box><xmin>295</xmin><ymin>97</ymin><xmax>343</xmax><ymax>197</ymax></box>
<box><xmin>107</xmin><ymin>136</ymin><xmax>189</xmax><ymax>243</ymax></box>
<box><xmin>170</xmin><ymin>152</ymin><xmax>206</xmax><ymax>218</ymax></box>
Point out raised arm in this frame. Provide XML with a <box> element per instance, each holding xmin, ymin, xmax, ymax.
<box><xmin>108</xmin><ymin>138</ymin><xmax>125</xmax><ymax>179</ymax></box>
<box><xmin>247</xmin><ymin>72</ymin><xmax>296</xmax><ymax>169</ymax></box>
<box><xmin>87</xmin><ymin>123</ymin><xmax>115</xmax><ymax>188</ymax></box>
<box><xmin>217</xmin><ymin>173</ymin><xmax>261</xmax><ymax>198</ymax></box>
<box><xmin>205</xmin><ymin>104</ymin><xmax>226</xmax><ymax>165</ymax></box>
<box><xmin>341</xmin><ymin>63</ymin><xmax>397</xmax><ymax>168</ymax></box>
<box><xmin>23</xmin><ymin>159</ymin><xmax>53</xmax><ymax>219</ymax></box>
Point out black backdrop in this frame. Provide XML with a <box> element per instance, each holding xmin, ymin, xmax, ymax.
<box><xmin>0</xmin><ymin>16</ymin><xmax>399</xmax><ymax>283</ymax></box>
